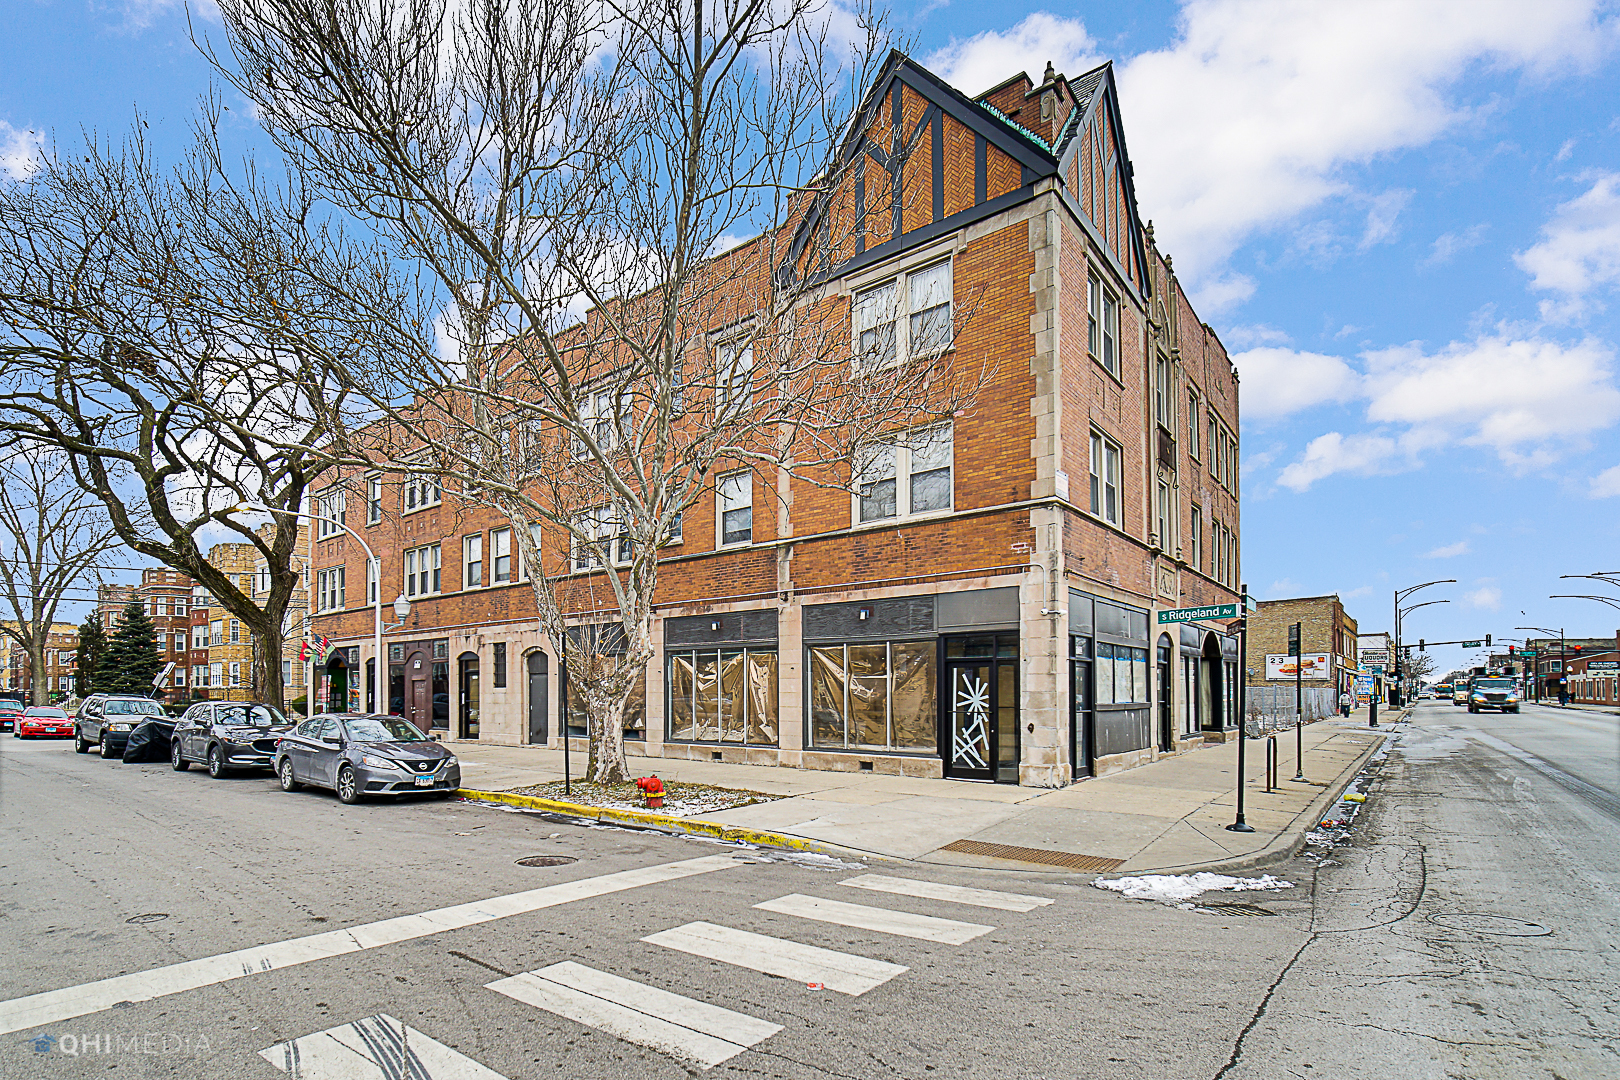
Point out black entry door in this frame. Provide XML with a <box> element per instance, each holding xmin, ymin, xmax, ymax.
<box><xmin>527</xmin><ymin>652</ymin><xmax>548</xmax><ymax>745</ymax></box>
<box><xmin>943</xmin><ymin>634</ymin><xmax>1019</xmax><ymax>783</ymax></box>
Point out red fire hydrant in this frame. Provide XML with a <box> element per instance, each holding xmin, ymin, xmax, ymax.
<box><xmin>635</xmin><ymin>775</ymin><xmax>665</xmax><ymax>809</ymax></box>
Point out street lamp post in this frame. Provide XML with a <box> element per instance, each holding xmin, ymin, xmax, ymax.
<box><xmin>232</xmin><ymin>502</ymin><xmax>384</xmax><ymax>718</ymax></box>
<box><xmin>1393</xmin><ymin>580</ymin><xmax>1455</xmax><ymax>708</ymax></box>
<box><xmin>1396</xmin><ymin>598</ymin><xmax>1449</xmax><ymax>705</ymax></box>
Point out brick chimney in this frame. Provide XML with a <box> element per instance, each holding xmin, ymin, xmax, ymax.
<box><xmin>975</xmin><ymin>62</ymin><xmax>1075</xmax><ymax>148</ymax></box>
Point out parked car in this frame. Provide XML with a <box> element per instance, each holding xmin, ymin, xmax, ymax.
<box><xmin>274</xmin><ymin>713</ymin><xmax>460</xmax><ymax>804</ymax></box>
<box><xmin>170</xmin><ymin>702</ymin><xmax>294</xmax><ymax>777</ymax></box>
<box><xmin>75</xmin><ymin>694</ymin><xmax>167</xmax><ymax>757</ymax></box>
<box><xmin>0</xmin><ymin>698</ymin><xmax>23</xmax><ymax>733</ymax></box>
<box><xmin>15</xmin><ymin>706</ymin><xmax>74</xmax><ymax>739</ymax></box>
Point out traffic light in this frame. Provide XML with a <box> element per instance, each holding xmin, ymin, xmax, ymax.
<box><xmin>1419</xmin><ymin>639</ymin><xmax>1426</xmax><ymax>652</ymax></box>
<box><xmin>1508</xmin><ymin>645</ymin><xmax>1516</xmax><ymax>655</ymax></box>
<box><xmin>1485</xmin><ymin>634</ymin><xmax>1492</xmax><ymax>647</ymax></box>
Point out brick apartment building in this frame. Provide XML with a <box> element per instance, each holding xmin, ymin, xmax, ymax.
<box><xmin>0</xmin><ymin>621</ymin><xmax>80</xmax><ymax>700</ymax></box>
<box><xmin>1524</xmin><ymin>635</ymin><xmax>1618</xmax><ymax>701</ymax></box>
<box><xmin>94</xmin><ymin>571</ymin><xmax>192</xmax><ymax>702</ymax></box>
<box><xmin>305</xmin><ymin>53</ymin><xmax>1244</xmax><ymax>786</ymax></box>
<box><xmin>1248</xmin><ymin>595</ymin><xmax>1360</xmax><ymax>701</ymax></box>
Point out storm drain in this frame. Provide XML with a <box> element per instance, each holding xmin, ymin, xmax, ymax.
<box><xmin>938</xmin><ymin>839</ymin><xmax>1124</xmax><ymax>872</ymax></box>
<box><xmin>1197</xmin><ymin>902</ymin><xmax>1280</xmax><ymax>917</ymax></box>
<box><xmin>515</xmin><ymin>855</ymin><xmax>578</xmax><ymax>868</ymax></box>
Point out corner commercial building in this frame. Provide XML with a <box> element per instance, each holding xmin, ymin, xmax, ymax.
<box><xmin>306</xmin><ymin>53</ymin><xmax>1244</xmax><ymax>786</ymax></box>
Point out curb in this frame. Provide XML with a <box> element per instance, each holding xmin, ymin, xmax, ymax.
<box><xmin>1111</xmin><ymin>722</ymin><xmax>1393</xmax><ymax>878</ymax></box>
<box><xmin>455</xmin><ymin>788</ymin><xmax>884</xmax><ymax>863</ymax></box>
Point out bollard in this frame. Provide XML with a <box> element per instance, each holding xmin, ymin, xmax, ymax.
<box><xmin>1265</xmin><ymin>735</ymin><xmax>1277</xmax><ymax>793</ymax></box>
<box><xmin>1369</xmin><ymin>696</ymin><xmax>1378</xmax><ymax>728</ymax></box>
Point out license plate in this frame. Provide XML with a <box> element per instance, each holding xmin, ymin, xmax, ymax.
<box><xmin>413</xmin><ymin>775</ymin><xmax>434</xmax><ymax>787</ymax></box>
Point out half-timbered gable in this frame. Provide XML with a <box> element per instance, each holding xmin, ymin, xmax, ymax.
<box><xmin>1056</xmin><ymin>64</ymin><xmax>1150</xmax><ymax>300</ymax></box>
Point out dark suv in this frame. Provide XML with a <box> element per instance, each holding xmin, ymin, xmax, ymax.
<box><xmin>75</xmin><ymin>694</ymin><xmax>167</xmax><ymax>757</ymax></box>
<box><xmin>170</xmin><ymin>701</ymin><xmax>294</xmax><ymax>777</ymax></box>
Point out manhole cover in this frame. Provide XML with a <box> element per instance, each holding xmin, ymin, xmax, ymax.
<box><xmin>1427</xmin><ymin>913</ymin><xmax>1551</xmax><ymax>937</ymax></box>
<box><xmin>1198</xmin><ymin>903</ymin><xmax>1280</xmax><ymax>917</ymax></box>
<box><xmin>125</xmin><ymin>913</ymin><xmax>169</xmax><ymax>925</ymax></box>
<box><xmin>515</xmin><ymin>855</ymin><xmax>578</xmax><ymax>868</ymax></box>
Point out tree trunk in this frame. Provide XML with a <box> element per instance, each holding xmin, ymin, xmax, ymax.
<box><xmin>28</xmin><ymin>639</ymin><xmax>47</xmax><ymax>706</ymax></box>
<box><xmin>251</xmin><ymin>619</ymin><xmax>286</xmax><ymax>711</ymax></box>
<box><xmin>587</xmin><ymin>692</ymin><xmax>628</xmax><ymax>785</ymax></box>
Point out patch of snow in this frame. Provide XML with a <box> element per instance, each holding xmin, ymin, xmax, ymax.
<box><xmin>1092</xmin><ymin>872</ymin><xmax>1294</xmax><ymax>903</ymax></box>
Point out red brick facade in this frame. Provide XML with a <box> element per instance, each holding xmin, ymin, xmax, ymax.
<box><xmin>306</xmin><ymin>54</ymin><xmax>1243</xmax><ymax>786</ymax></box>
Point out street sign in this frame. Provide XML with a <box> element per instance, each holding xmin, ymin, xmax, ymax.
<box><xmin>1156</xmin><ymin>604</ymin><xmax>1239</xmax><ymax>624</ymax></box>
<box><xmin>1460</xmin><ymin>640</ymin><xmax>1483</xmax><ymax>648</ymax></box>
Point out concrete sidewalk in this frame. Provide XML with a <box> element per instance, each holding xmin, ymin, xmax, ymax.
<box><xmin>449</xmin><ymin>711</ymin><xmax>1391</xmax><ymax>875</ymax></box>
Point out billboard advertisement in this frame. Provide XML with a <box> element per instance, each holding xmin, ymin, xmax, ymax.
<box><xmin>1266</xmin><ymin>653</ymin><xmax>1332</xmax><ymax>680</ymax></box>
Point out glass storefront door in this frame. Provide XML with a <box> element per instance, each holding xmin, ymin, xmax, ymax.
<box><xmin>458</xmin><ymin>654</ymin><xmax>480</xmax><ymax>739</ymax></box>
<box><xmin>943</xmin><ymin>635</ymin><xmax>1018</xmax><ymax>783</ymax></box>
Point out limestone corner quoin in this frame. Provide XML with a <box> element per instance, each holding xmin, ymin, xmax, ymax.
<box><xmin>304</xmin><ymin>51</ymin><xmax>1243</xmax><ymax>788</ymax></box>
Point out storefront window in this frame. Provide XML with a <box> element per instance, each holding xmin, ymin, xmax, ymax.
<box><xmin>666</xmin><ymin>649</ymin><xmax>778</xmax><ymax>744</ymax></box>
<box><xmin>1094</xmin><ymin>642</ymin><xmax>1148</xmax><ymax>704</ymax></box>
<box><xmin>565</xmin><ymin>664</ymin><xmax>647</xmax><ymax>739</ymax></box>
<box><xmin>431</xmin><ymin>661</ymin><xmax>448</xmax><ymax>728</ymax></box>
<box><xmin>808</xmin><ymin>641</ymin><xmax>936</xmax><ymax>753</ymax></box>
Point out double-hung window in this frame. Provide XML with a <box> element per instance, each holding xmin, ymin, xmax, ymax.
<box><xmin>367</xmin><ymin>476</ymin><xmax>382</xmax><ymax>524</ymax></box>
<box><xmin>571</xmin><ymin>508</ymin><xmax>626</xmax><ymax>570</ymax></box>
<box><xmin>314</xmin><ymin>487</ymin><xmax>346</xmax><ymax>537</ymax></box>
<box><xmin>1156</xmin><ymin>480</ymin><xmax>1172</xmax><ymax>551</ymax></box>
<box><xmin>718</xmin><ymin>473</ymin><xmax>752</xmax><ymax>545</ymax></box>
<box><xmin>1209</xmin><ymin>416</ymin><xmax>1219</xmax><ymax>478</ymax></box>
<box><xmin>463</xmin><ymin>534</ymin><xmax>483</xmax><ymax>588</ymax></box>
<box><xmin>1154</xmin><ymin>353</ymin><xmax>1171</xmax><ymax>429</ymax></box>
<box><xmin>491</xmin><ymin>528</ymin><xmax>512</xmax><ymax>583</ymax></box>
<box><xmin>1088</xmin><ymin>273</ymin><xmax>1119</xmax><ymax>377</ymax></box>
<box><xmin>716</xmin><ymin>338</ymin><xmax>753</xmax><ymax>411</ymax></box>
<box><xmin>1190</xmin><ymin>506</ymin><xmax>1203</xmax><ymax>569</ymax></box>
<box><xmin>575</xmin><ymin>390</ymin><xmax>618</xmax><ymax>458</ymax></box>
<box><xmin>856</xmin><ymin>424</ymin><xmax>954</xmax><ymax>524</ymax></box>
<box><xmin>229</xmin><ymin>619</ymin><xmax>241</xmax><ymax>644</ymax></box>
<box><xmin>404</xmin><ymin>471</ymin><xmax>441</xmax><ymax>512</ymax></box>
<box><xmin>366</xmin><ymin>558</ymin><xmax>377</xmax><ymax>604</ymax></box>
<box><xmin>317</xmin><ymin>568</ymin><xmax>345</xmax><ymax>611</ymax></box>
<box><xmin>853</xmin><ymin>259</ymin><xmax>952</xmax><ymax>370</ymax></box>
<box><xmin>404</xmin><ymin>545</ymin><xmax>441</xmax><ymax>597</ymax></box>
<box><xmin>1187</xmin><ymin>390</ymin><xmax>1201</xmax><ymax>458</ymax></box>
<box><xmin>1089</xmin><ymin>431</ymin><xmax>1122</xmax><ymax>526</ymax></box>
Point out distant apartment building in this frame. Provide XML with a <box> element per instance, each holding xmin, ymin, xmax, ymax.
<box><xmin>0</xmin><ymin>622</ymin><xmax>81</xmax><ymax>700</ymax></box>
<box><xmin>306</xmin><ymin>51</ymin><xmax>1245</xmax><ymax>787</ymax></box>
<box><xmin>202</xmin><ymin>544</ymin><xmax>259</xmax><ymax>702</ymax></box>
<box><xmin>1249</xmin><ymin>595</ymin><xmax>1360</xmax><ymax>701</ymax></box>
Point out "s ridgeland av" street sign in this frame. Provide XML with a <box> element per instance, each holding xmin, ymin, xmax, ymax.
<box><xmin>1156</xmin><ymin>604</ymin><xmax>1240</xmax><ymax>624</ymax></box>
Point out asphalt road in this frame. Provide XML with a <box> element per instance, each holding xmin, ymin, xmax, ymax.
<box><xmin>0</xmin><ymin>702</ymin><xmax>1613</xmax><ymax>1079</ymax></box>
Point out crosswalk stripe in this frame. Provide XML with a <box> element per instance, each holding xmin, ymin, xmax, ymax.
<box><xmin>259</xmin><ymin>1013</ymin><xmax>511</xmax><ymax>1079</ymax></box>
<box><xmin>0</xmin><ymin>855</ymin><xmax>744</xmax><ymax>1037</ymax></box>
<box><xmin>753</xmin><ymin>893</ymin><xmax>993</xmax><ymax>944</ymax></box>
<box><xmin>486</xmin><ymin>962</ymin><xmax>780</xmax><ymax>1069</ymax></box>
<box><xmin>839</xmin><ymin>874</ymin><xmax>1054</xmax><ymax>912</ymax></box>
<box><xmin>643</xmin><ymin>922</ymin><xmax>908</xmax><ymax>996</ymax></box>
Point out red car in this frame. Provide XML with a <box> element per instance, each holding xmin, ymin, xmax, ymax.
<box><xmin>0</xmin><ymin>700</ymin><xmax>21</xmax><ymax>734</ymax></box>
<box><xmin>15</xmin><ymin>706</ymin><xmax>74</xmax><ymax>739</ymax></box>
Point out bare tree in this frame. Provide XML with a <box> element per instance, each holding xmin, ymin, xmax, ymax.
<box><xmin>0</xmin><ymin>449</ymin><xmax>120</xmax><ymax>705</ymax></box>
<box><xmin>206</xmin><ymin>0</ymin><xmax>986</xmax><ymax>781</ymax></box>
<box><xmin>0</xmin><ymin>112</ymin><xmax>404</xmax><ymax>709</ymax></box>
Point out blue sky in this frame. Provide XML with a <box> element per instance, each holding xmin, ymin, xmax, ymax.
<box><xmin>5</xmin><ymin>0</ymin><xmax>1620</xmax><ymax>672</ymax></box>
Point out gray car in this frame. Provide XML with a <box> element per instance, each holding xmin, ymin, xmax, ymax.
<box><xmin>274</xmin><ymin>713</ymin><xmax>461</xmax><ymax>804</ymax></box>
<box><xmin>170</xmin><ymin>701</ymin><xmax>294</xmax><ymax>777</ymax></box>
<box><xmin>75</xmin><ymin>694</ymin><xmax>167</xmax><ymax>757</ymax></box>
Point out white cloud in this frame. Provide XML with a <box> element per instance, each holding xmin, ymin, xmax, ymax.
<box><xmin>1515</xmin><ymin>171</ymin><xmax>1620</xmax><ymax>321</ymax></box>
<box><xmin>1223</xmin><ymin>324</ymin><xmax>1292</xmax><ymax>349</ymax></box>
<box><xmin>1465</xmin><ymin>585</ymin><xmax>1503</xmax><ymax>610</ymax></box>
<box><xmin>1232</xmin><ymin>346</ymin><xmax>1359</xmax><ymax>420</ymax></box>
<box><xmin>1359</xmin><ymin>188</ymin><xmax>1413</xmax><ymax>249</ymax></box>
<box><xmin>1590</xmin><ymin>463</ymin><xmax>1620</xmax><ymax>497</ymax></box>
<box><xmin>0</xmin><ymin>121</ymin><xmax>44</xmax><ymax>181</ymax></box>
<box><xmin>1421</xmin><ymin>223</ymin><xmax>1489</xmax><ymax>268</ymax></box>
<box><xmin>1264</xmin><ymin>577</ymin><xmax>1304</xmax><ymax>599</ymax></box>
<box><xmin>1424</xmin><ymin>540</ymin><xmax>1471</xmax><ymax>558</ymax></box>
<box><xmin>1361</xmin><ymin>333</ymin><xmax>1620</xmax><ymax>461</ymax></box>
<box><xmin>1270</xmin><ymin>332</ymin><xmax>1620</xmax><ymax>489</ymax></box>
<box><xmin>1116</xmin><ymin>0</ymin><xmax>1617</xmax><ymax>295</ymax></box>
<box><xmin>1277</xmin><ymin>431</ymin><xmax>1405</xmax><ymax>491</ymax></box>
<box><xmin>924</xmin><ymin>13</ymin><xmax>1103</xmax><ymax>100</ymax></box>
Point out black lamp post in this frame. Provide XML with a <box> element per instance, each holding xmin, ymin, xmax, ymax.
<box><xmin>1518</xmin><ymin>624</ymin><xmax>1566</xmax><ymax>704</ymax></box>
<box><xmin>1397</xmin><ymin>598</ymin><xmax>1449</xmax><ymax>705</ymax></box>
<box><xmin>1393</xmin><ymin>580</ymin><xmax>1455</xmax><ymax>707</ymax></box>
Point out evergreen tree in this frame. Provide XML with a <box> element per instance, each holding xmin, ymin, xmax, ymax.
<box><xmin>99</xmin><ymin>601</ymin><xmax>161</xmax><ymax>695</ymax></box>
<box><xmin>75</xmin><ymin>611</ymin><xmax>107</xmax><ymax>698</ymax></box>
